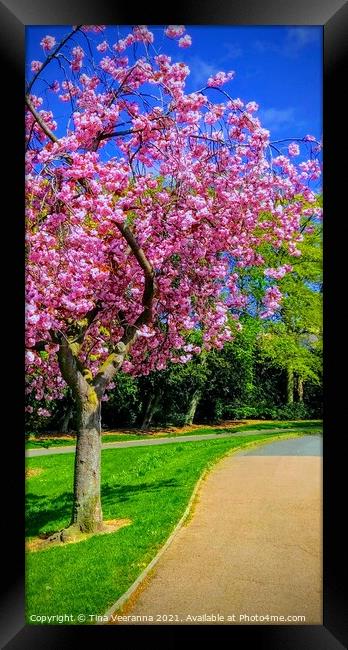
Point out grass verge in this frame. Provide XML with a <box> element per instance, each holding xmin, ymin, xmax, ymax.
<box><xmin>25</xmin><ymin>420</ymin><xmax>322</xmax><ymax>449</ymax></box>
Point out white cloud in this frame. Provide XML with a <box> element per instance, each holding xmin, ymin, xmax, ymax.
<box><xmin>258</xmin><ymin>107</ymin><xmax>296</xmax><ymax>133</ymax></box>
<box><xmin>221</xmin><ymin>42</ymin><xmax>243</xmax><ymax>60</ymax></box>
<box><xmin>254</xmin><ymin>27</ymin><xmax>320</xmax><ymax>59</ymax></box>
<box><xmin>254</xmin><ymin>40</ymin><xmax>276</xmax><ymax>54</ymax></box>
<box><xmin>187</xmin><ymin>55</ymin><xmax>216</xmax><ymax>87</ymax></box>
<box><xmin>283</xmin><ymin>27</ymin><xmax>319</xmax><ymax>56</ymax></box>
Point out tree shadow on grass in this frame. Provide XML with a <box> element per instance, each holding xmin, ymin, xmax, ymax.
<box><xmin>26</xmin><ymin>477</ymin><xmax>178</xmax><ymax>538</ymax></box>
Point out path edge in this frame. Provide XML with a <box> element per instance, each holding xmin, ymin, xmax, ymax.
<box><xmin>100</xmin><ymin>432</ymin><xmax>303</xmax><ymax>624</ymax></box>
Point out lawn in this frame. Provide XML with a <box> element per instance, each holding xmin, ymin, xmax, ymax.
<box><xmin>25</xmin><ymin>420</ymin><xmax>322</xmax><ymax>449</ymax></box>
<box><xmin>26</xmin><ymin>432</ymin><xmax>301</xmax><ymax>624</ymax></box>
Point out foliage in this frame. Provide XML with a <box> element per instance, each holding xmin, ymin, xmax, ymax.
<box><xmin>102</xmin><ymin>373</ymin><xmax>140</xmax><ymax>427</ymax></box>
<box><xmin>256</xmin><ymin>216</ymin><xmax>322</xmax><ymax>401</ymax></box>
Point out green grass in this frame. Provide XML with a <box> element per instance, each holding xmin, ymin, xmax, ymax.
<box><xmin>227</xmin><ymin>420</ymin><xmax>322</xmax><ymax>433</ymax></box>
<box><xmin>26</xmin><ymin>432</ymin><xmax>300</xmax><ymax>624</ymax></box>
<box><xmin>26</xmin><ymin>438</ymin><xmax>76</xmax><ymax>449</ymax></box>
<box><xmin>26</xmin><ymin>420</ymin><xmax>322</xmax><ymax>449</ymax></box>
<box><xmin>26</xmin><ymin>433</ymin><xmax>144</xmax><ymax>449</ymax></box>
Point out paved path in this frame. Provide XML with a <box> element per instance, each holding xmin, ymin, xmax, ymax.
<box><xmin>26</xmin><ymin>428</ymin><xmax>312</xmax><ymax>457</ymax></box>
<box><xmin>115</xmin><ymin>436</ymin><xmax>322</xmax><ymax>625</ymax></box>
<box><xmin>237</xmin><ymin>434</ymin><xmax>322</xmax><ymax>456</ymax></box>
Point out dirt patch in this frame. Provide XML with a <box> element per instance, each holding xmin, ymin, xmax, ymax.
<box><xmin>27</xmin><ymin>420</ymin><xmax>267</xmax><ymax>444</ymax></box>
<box><xmin>100</xmin><ymin>419</ymin><xmax>299</xmax><ymax>438</ymax></box>
<box><xmin>27</xmin><ymin>432</ymin><xmax>77</xmax><ymax>441</ymax></box>
<box><xmin>102</xmin><ymin>420</ymin><xmax>254</xmax><ymax>438</ymax></box>
<box><xmin>101</xmin><ymin>519</ymin><xmax>132</xmax><ymax>534</ymax></box>
<box><xmin>25</xmin><ymin>467</ymin><xmax>44</xmax><ymax>479</ymax></box>
<box><xmin>26</xmin><ymin>518</ymin><xmax>132</xmax><ymax>553</ymax></box>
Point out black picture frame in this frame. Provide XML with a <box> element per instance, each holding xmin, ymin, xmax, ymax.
<box><xmin>1</xmin><ymin>1</ymin><xmax>346</xmax><ymax>648</ymax></box>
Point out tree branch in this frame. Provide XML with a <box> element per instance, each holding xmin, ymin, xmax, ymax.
<box><xmin>92</xmin><ymin>224</ymin><xmax>155</xmax><ymax>396</ymax></box>
<box><xmin>66</xmin><ymin>301</ymin><xmax>102</xmax><ymax>342</ymax></box>
<box><xmin>26</xmin><ymin>26</ymin><xmax>82</xmax><ymax>95</ymax></box>
<box><xmin>116</xmin><ymin>223</ymin><xmax>155</xmax><ymax>344</ymax></box>
<box><xmin>92</xmin><ymin>341</ymin><xmax>127</xmax><ymax>397</ymax></box>
<box><xmin>98</xmin><ymin>128</ymin><xmax>144</xmax><ymax>140</ymax></box>
<box><xmin>56</xmin><ymin>335</ymin><xmax>90</xmax><ymax>400</ymax></box>
<box><xmin>25</xmin><ymin>96</ymin><xmax>59</xmax><ymax>144</ymax></box>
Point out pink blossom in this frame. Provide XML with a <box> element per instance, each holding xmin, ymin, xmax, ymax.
<box><xmin>260</xmin><ymin>286</ymin><xmax>283</xmax><ymax>318</ymax></box>
<box><xmin>178</xmin><ymin>35</ymin><xmax>192</xmax><ymax>48</ymax></box>
<box><xmin>26</xmin><ymin>350</ymin><xmax>35</xmax><ymax>364</ymax></box>
<box><xmin>165</xmin><ymin>25</ymin><xmax>185</xmax><ymax>38</ymax></box>
<box><xmin>71</xmin><ymin>46</ymin><xmax>84</xmax><ymax>72</ymax></box>
<box><xmin>264</xmin><ymin>264</ymin><xmax>293</xmax><ymax>279</ymax></box>
<box><xmin>81</xmin><ymin>25</ymin><xmax>106</xmax><ymax>33</ymax></box>
<box><xmin>288</xmin><ymin>142</ymin><xmax>300</xmax><ymax>157</ymax></box>
<box><xmin>133</xmin><ymin>25</ymin><xmax>154</xmax><ymax>44</ymax></box>
<box><xmin>40</xmin><ymin>35</ymin><xmax>56</xmax><ymax>52</ymax></box>
<box><xmin>245</xmin><ymin>101</ymin><xmax>259</xmax><ymax>113</ymax></box>
<box><xmin>31</xmin><ymin>60</ymin><xmax>42</xmax><ymax>73</ymax></box>
<box><xmin>207</xmin><ymin>70</ymin><xmax>235</xmax><ymax>87</ymax></box>
<box><xmin>137</xmin><ymin>325</ymin><xmax>156</xmax><ymax>338</ymax></box>
<box><xmin>97</xmin><ymin>41</ymin><xmax>108</xmax><ymax>52</ymax></box>
<box><xmin>37</xmin><ymin>408</ymin><xmax>51</xmax><ymax>417</ymax></box>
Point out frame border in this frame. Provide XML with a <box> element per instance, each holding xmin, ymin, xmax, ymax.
<box><xmin>1</xmin><ymin>1</ymin><xmax>347</xmax><ymax>647</ymax></box>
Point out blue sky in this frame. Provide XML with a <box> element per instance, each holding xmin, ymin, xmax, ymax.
<box><xmin>26</xmin><ymin>25</ymin><xmax>322</xmax><ymax>148</ymax></box>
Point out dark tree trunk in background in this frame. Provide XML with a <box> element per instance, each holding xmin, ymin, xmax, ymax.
<box><xmin>184</xmin><ymin>389</ymin><xmax>201</xmax><ymax>425</ymax></box>
<box><xmin>141</xmin><ymin>391</ymin><xmax>162</xmax><ymax>430</ymax></box>
<box><xmin>286</xmin><ymin>365</ymin><xmax>294</xmax><ymax>404</ymax></box>
<box><xmin>60</xmin><ymin>401</ymin><xmax>74</xmax><ymax>433</ymax></box>
<box><xmin>296</xmin><ymin>376</ymin><xmax>304</xmax><ymax>402</ymax></box>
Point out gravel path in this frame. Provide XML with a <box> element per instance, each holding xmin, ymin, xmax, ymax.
<box><xmin>113</xmin><ymin>436</ymin><xmax>322</xmax><ymax>625</ymax></box>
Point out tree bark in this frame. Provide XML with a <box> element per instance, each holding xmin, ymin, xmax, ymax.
<box><xmin>286</xmin><ymin>365</ymin><xmax>294</xmax><ymax>404</ymax></box>
<box><xmin>141</xmin><ymin>391</ymin><xmax>162</xmax><ymax>430</ymax></box>
<box><xmin>71</xmin><ymin>387</ymin><xmax>103</xmax><ymax>533</ymax></box>
<box><xmin>184</xmin><ymin>389</ymin><xmax>201</xmax><ymax>425</ymax></box>
<box><xmin>296</xmin><ymin>376</ymin><xmax>304</xmax><ymax>402</ymax></box>
<box><xmin>56</xmin><ymin>339</ymin><xmax>106</xmax><ymax>535</ymax></box>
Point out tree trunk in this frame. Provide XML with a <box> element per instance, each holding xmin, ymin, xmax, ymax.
<box><xmin>184</xmin><ymin>389</ymin><xmax>201</xmax><ymax>425</ymax></box>
<box><xmin>141</xmin><ymin>392</ymin><xmax>161</xmax><ymax>430</ymax></box>
<box><xmin>296</xmin><ymin>376</ymin><xmax>304</xmax><ymax>402</ymax></box>
<box><xmin>286</xmin><ymin>365</ymin><xmax>294</xmax><ymax>404</ymax></box>
<box><xmin>71</xmin><ymin>387</ymin><xmax>103</xmax><ymax>533</ymax></box>
<box><xmin>60</xmin><ymin>401</ymin><xmax>74</xmax><ymax>433</ymax></box>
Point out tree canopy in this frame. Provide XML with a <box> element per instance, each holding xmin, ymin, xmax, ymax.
<box><xmin>25</xmin><ymin>25</ymin><xmax>322</xmax><ymax>409</ymax></box>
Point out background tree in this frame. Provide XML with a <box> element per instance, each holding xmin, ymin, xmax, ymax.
<box><xmin>257</xmin><ymin>208</ymin><xmax>322</xmax><ymax>406</ymax></box>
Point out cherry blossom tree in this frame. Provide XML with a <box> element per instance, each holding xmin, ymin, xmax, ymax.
<box><xmin>25</xmin><ymin>25</ymin><xmax>322</xmax><ymax>536</ymax></box>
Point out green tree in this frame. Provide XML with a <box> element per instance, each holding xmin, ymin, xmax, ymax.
<box><xmin>257</xmin><ymin>212</ymin><xmax>322</xmax><ymax>405</ymax></box>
